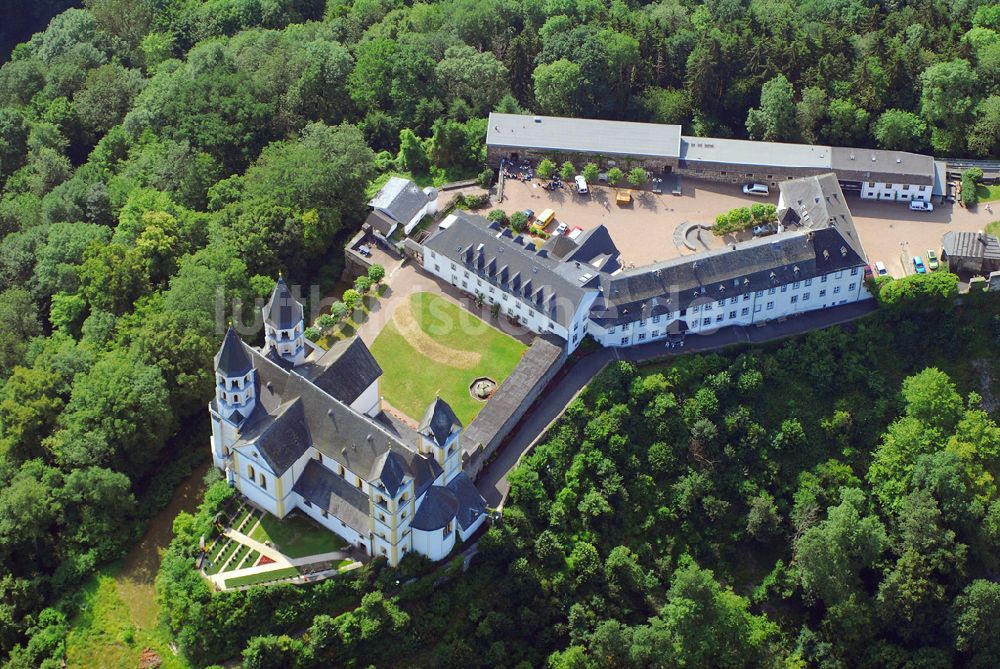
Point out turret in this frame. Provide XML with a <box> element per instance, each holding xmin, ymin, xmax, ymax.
<box><xmin>263</xmin><ymin>276</ymin><xmax>307</xmax><ymax>366</ymax></box>
<box><xmin>214</xmin><ymin>326</ymin><xmax>256</xmax><ymax>423</ymax></box>
<box><xmin>417</xmin><ymin>396</ymin><xmax>463</xmax><ymax>481</ymax></box>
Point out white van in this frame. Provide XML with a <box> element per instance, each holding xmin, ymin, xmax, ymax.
<box><xmin>575</xmin><ymin>175</ymin><xmax>589</xmax><ymax>194</ymax></box>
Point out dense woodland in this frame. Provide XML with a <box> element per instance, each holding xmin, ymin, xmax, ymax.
<box><xmin>0</xmin><ymin>0</ymin><xmax>999</xmax><ymax>667</ymax></box>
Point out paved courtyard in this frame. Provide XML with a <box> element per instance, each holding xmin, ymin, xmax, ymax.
<box><xmin>498</xmin><ymin>178</ymin><xmax>999</xmax><ymax>278</ymax></box>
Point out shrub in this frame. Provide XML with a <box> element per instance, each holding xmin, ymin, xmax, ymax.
<box><xmin>582</xmin><ymin>163</ymin><xmax>599</xmax><ymax>183</ymax></box>
<box><xmin>367</xmin><ymin>264</ymin><xmax>385</xmax><ymax>284</ymax></box>
<box><xmin>343</xmin><ymin>289</ymin><xmax>362</xmax><ymax>310</ymax></box>
<box><xmin>478</xmin><ymin>168</ymin><xmax>494</xmax><ymax>188</ymax></box>
<box><xmin>537</xmin><ymin>159</ymin><xmax>556</xmax><ymax>178</ymax></box>
<box><xmin>607</xmin><ymin>167</ymin><xmax>624</xmax><ymax>185</ymax></box>
<box><xmin>750</xmin><ymin>203</ymin><xmax>768</xmax><ymax>222</ymax></box>
<box><xmin>462</xmin><ymin>193</ymin><xmax>489</xmax><ymax>209</ymax></box>
<box><xmin>317</xmin><ymin>315</ymin><xmax>336</xmax><ymax>329</ymax></box>
<box><xmin>627</xmin><ymin>167</ymin><xmax>647</xmax><ymax>186</ymax></box>
<box><xmin>330</xmin><ymin>301</ymin><xmax>347</xmax><ymax>320</ymax></box>
<box><xmin>487</xmin><ymin>209</ymin><xmax>509</xmax><ymax>226</ymax></box>
<box><xmin>560</xmin><ymin>161</ymin><xmax>576</xmax><ymax>180</ymax></box>
<box><xmin>304</xmin><ymin>327</ymin><xmax>321</xmax><ymax>342</ymax></box>
<box><xmin>510</xmin><ymin>211</ymin><xmax>528</xmax><ymax>232</ymax></box>
<box><xmin>354</xmin><ymin>275</ymin><xmax>372</xmax><ymax>293</ymax></box>
<box><xmin>962</xmin><ymin>168</ymin><xmax>983</xmax><ymax>207</ymax></box>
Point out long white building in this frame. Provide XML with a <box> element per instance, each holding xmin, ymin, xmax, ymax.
<box><xmin>421</xmin><ymin>174</ymin><xmax>872</xmax><ymax>351</ymax></box>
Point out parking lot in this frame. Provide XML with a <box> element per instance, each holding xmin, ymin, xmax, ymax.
<box><xmin>499</xmin><ymin>177</ymin><xmax>997</xmax><ymax>277</ymax></box>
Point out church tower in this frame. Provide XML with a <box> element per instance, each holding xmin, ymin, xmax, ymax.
<box><xmin>214</xmin><ymin>325</ymin><xmax>256</xmax><ymax>424</ymax></box>
<box><xmin>417</xmin><ymin>396</ymin><xmax>463</xmax><ymax>482</ymax></box>
<box><xmin>263</xmin><ymin>276</ymin><xmax>307</xmax><ymax>366</ymax></box>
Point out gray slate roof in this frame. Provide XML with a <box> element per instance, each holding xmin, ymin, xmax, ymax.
<box><xmin>292</xmin><ymin>459</ymin><xmax>371</xmax><ymax>535</ymax></box>
<box><xmin>592</xmin><ymin>174</ymin><xmax>867</xmax><ymax>325</ymax></box>
<box><xmin>230</xmin><ymin>342</ymin><xmax>438</xmax><ymax>488</ymax></box>
<box><xmin>488</xmin><ymin>113</ymin><xmax>682</xmax><ymax>160</ymax></box>
<box><xmin>418</xmin><ymin>396</ymin><xmax>462</xmax><ymax>446</ymax></box>
<box><xmin>215</xmin><ymin>326</ymin><xmax>252</xmax><ymax>377</ymax></box>
<box><xmin>942</xmin><ymin>231</ymin><xmax>1000</xmax><ymax>260</ymax></box>
<box><xmin>263</xmin><ymin>277</ymin><xmax>303</xmax><ymax>330</ymax></box>
<box><xmin>423</xmin><ymin>211</ymin><xmax>598</xmax><ymax>327</ymax></box>
<box><xmin>829</xmin><ymin>147</ymin><xmax>934</xmax><ymax>185</ymax></box>
<box><xmin>447</xmin><ymin>472</ymin><xmax>487</xmax><ymax>530</ymax></box>
<box><xmin>681</xmin><ymin>136</ymin><xmax>831</xmax><ymax>170</ymax></box>
<box><xmin>368</xmin><ymin>177</ymin><xmax>434</xmax><ymax>224</ymax></box>
<box><xmin>301</xmin><ymin>337</ymin><xmax>383</xmax><ymax>405</ymax></box>
<box><xmin>409</xmin><ymin>485</ymin><xmax>459</xmax><ymax>531</ymax></box>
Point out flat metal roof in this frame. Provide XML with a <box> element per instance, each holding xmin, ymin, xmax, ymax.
<box><xmin>487</xmin><ymin>113</ymin><xmax>682</xmax><ymax>159</ymax></box>
<box><xmin>680</xmin><ymin>136</ymin><xmax>832</xmax><ymax>169</ymax></box>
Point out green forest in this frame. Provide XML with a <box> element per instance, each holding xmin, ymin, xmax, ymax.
<box><xmin>0</xmin><ymin>0</ymin><xmax>999</xmax><ymax>667</ymax></box>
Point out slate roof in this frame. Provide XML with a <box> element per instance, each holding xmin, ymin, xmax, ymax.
<box><xmin>559</xmin><ymin>225</ymin><xmax>622</xmax><ymax>274</ymax></box>
<box><xmin>236</xmin><ymin>398</ymin><xmax>311</xmax><ymax>475</ymax></box>
<box><xmin>591</xmin><ymin>175</ymin><xmax>867</xmax><ymax>325</ymax></box>
<box><xmin>263</xmin><ymin>277</ymin><xmax>303</xmax><ymax>330</ymax></box>
<box><xmin>681</xmin><ymin>136</ymin><xmax>831</xmax><ymax>170</ymax></box>
<box><xmin>371</xmin><ymin>450</ymin><xmax>410</xmax><ymax>497</ymax></box>
<box><xmin>942</xmin><ymin>231</ymin><xmax>1000</xmax><ymax>261</ymax></box>
<box><xmin>422</xmin><ymin>211</ymin><xmax>598</xmax><ymax>327</ymax></box>
<box><xmin>409</xmin><ymin>485</ymin><xmax>459</xmax><ymax>531</ymax></box>
<box><xmin>215</xmin><ymin>326</ymin><xmax>252</xmax><ymax>377</ymax></box>
<box><xmin>418</xmin><ymin>397</ymin><xmax>462</xmax><ymax>446</ymax></box>
<box><xmin>829</xmin><ymin>147</ymin><xmax>934</xmax><ymax>186</ymax></box>
<box><xmin>292</xmin><ymin>459</ymin><xmax>371</xmax><ymax>535</ymax></box>
<box><xmin>488</xmin><ymin>113</ymin><xmax>682</xmax><ymax>160</ymax></box>
<box><xmin>446</xmin><ymin>472</ymin><xmax>487</xmax><ymax>530</ymax></box>
<box><xmin>368</xmin><ymin>177</ymin><xmax>434</xmax><ymax>224</ymax></box>
<box><xmin>301</xmin><ymin>337</ymin><xmax>383</xmax><ymax>405</ymax></box>
<box><xmin>229</xmin><ymin>342</ymin><xmax>437</xmax><ymax>487</ymax></box>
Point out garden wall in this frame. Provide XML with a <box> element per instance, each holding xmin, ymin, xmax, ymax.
<box><xmin>462</xmin><ymin>335</ymin><xmax>566</xmax><ymax>479</ymax></box>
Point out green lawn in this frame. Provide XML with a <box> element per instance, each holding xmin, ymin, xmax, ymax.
<box><xmin>248</xmin><ymin>513</ymin><xmax>346</xmax><ymax>559</ymax></box>
<box><xmin>976</xmin><ymin>183</ymin><xmax>1000</xmax><ymax>203</ymax></box>
<box><xmin>370</xmin><ymin>292</ymin><xmax>528</xmax><ymax>425</ymax></box>
<box><xmin>225</xmin><ymin>566</ymin><xmax>300</xmax><ymax>589</ymax></box>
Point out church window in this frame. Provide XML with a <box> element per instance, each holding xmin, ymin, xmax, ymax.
<box><xmin>248</xmin><ymin>465</ymin><xmax>255</xmax><ymax>480</ymax></box>
<box><xmin>259</xmin><ymin>474</ymin><xmax>267</xmax><ymax>490</ymax></box>
<box><xmin>355</xmin><ymin>478</ymin><xmax>362</xmax><ymax>490</ymax></box>
<box><xmin>338</xmin><ymin>464</ymin><xmax>345</xmax><ymax>477</ymax></box>
<box><xmin>444</xmin><ymin>521</ymin><xmax>453</xmax><ymax>537</ymax></box>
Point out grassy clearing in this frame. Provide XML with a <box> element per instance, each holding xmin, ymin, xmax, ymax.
<box><xmin>370</xmin><ymin>292</ymin><xmax>527</xmax><ymax>425</ymax></box>
<box><xmin>224</xmin><ymin>566</ymin><xmax>300</xmax><ymax>589</ymax></box>
<box><xmin>975</xmin><ymin>183</ymin><xmax>1000</xmax><ymax>203</ymax></box>
<box><xmin>65</xmin><ymin>567</ymin><xmax>190</xmax><ymax>669</ymax></box>
<box><xmin>248</xmin><ymin>513</ymin><xmax>346</xmax><ymax>559</ymax></box>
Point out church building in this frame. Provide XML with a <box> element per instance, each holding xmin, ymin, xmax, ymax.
<box><xmin>209</xmin><ymin>277</ymin><xmax>488</xmax><ymax>566</ymax></box>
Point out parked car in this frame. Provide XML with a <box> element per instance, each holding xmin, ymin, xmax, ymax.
<box><xmin>743</xmin><ymin>183</ymin><xmax>769</xmax><ymax>196</ymax></box>
<box><xmin>523</xmin><ymin>209</ymin><xmax>534</xmax><ymax>220</ymax></box>
<box><xmin>554</xmin><ymin>222</ymin><xmax>568</xmax><ymax>236</ymax></box>
<box><xmin>874</xmin><ymin>261</ymin><xmax>888</xmax><ymax>276</ymax></box>
<box><xmin>926</xmin><ymin>249</ymin><xmax>940</xmax><ymax>270</ymax></box>
<box><xmin>864</xmin><ymin>264</ymin><xmax>874</xmax><ymax>279</ymax></box>
<box><xmin>568</xmin><ymin>226</ymin><xmax>584</xmax><ymax>240</ymax></box>
<box><xmin>912</xmin><ymin>256</ymin><xmax>926</xmax><ymax>274</ymax></box>
<box><xmin>752</xmin><ymin>223</ymin><xmax>775</xmax><ymax>237</ymax></box>
<box><xmin>575</xmin><ymin>175</ymin><xmax>589</xmax><ymax>194</ymax></box>
<box><xmin>909</xmin><ymin>200</ymin><xmax>934</xmax><ymax>212</ymax></box>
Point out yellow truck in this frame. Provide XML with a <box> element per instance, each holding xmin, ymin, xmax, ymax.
<box><xmin>536</xmin><ymin>208</ymin><xmax>556</xmax><ymax>226</ymax></box>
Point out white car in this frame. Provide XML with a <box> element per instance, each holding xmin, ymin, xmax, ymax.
<box><xmin>743</xmin><ymin>183</ymin><xmax>769</xmax><ymax>196</ymax></box>
<box><xmin>554</xmin><ymin>222</ymin><xmax>568</xmax><ymax>236</ymax></box>
<box><xmin>909</xmin><ymin>200</ymin><xmax>934</xmax><ymax>212</ymax></box>
<box><xmin>874</xmin><ymin>261</ymin><xmax>888</xmax><ymax>276</ymax></box>
<box><xmin>575</xmin><ymin>175</ymin><xmax>589</xmax><ymax>194</ymax></box>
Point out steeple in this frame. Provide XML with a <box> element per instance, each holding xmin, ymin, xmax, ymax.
<box><xmin>262</xmin><ymin>276</ymin><xmax>307</xmax><ymax>366</ymax></box>
<box><xmin>214</xmin><ymin>326</ymin><xmax>256</xmax><ymax>423</ymax></box>
<box><xmin>418</xmin><ymin>396</ymin><xmax>462</xmax><ymax>481</ymax></box>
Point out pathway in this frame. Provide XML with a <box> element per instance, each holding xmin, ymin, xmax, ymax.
<box><xmin>475</xmin><ymin>300</ymin><xmax>879</xmax><ymax>507</ymax></box>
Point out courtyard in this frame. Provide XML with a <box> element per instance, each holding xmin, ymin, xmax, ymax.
<box><xmin>370</xmin><ymin>291</ymin><xmax>528</xmax><ymax>426</ymax></box>
<box><xmin>498</xmin><ymin>177</ymin><xmax>999</xmax><ymax>278</ymax></box>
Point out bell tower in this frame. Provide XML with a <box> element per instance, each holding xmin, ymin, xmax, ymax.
<box><xmin>263</xmin><ymin>276</ymin><xmax>307</xmax><ymax>366</ymax></box>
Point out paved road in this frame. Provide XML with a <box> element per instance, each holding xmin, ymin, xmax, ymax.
<box><xmin>475</xmin><ymin>300</ymin><xmax>879</xmax><ymax>507</ymax></box>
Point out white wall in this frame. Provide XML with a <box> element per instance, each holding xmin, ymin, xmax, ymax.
<box><xmin>294</xmin><ymin>493</ymin><xmax>367</xmax><ymax>550</ymax></box>
<box><xmin>349</xmin><ymin>378</ymin><xmax>381</xmax><ymax>417</ymax></box>
<box><xmin>861</xmin><ymin>181</ymin><xmax>931</xmax><ymax>202</ymax></box>
<box><xmin>591</xmin><ymin>265</ymin><xmax>871</xmax><ymax>347</ymax></box>
<box><xmin>458</xmin><ymin>512</ymin><xmax>487</xmax><ymax>541</ymax></box>
<box><xmin>411</xmin><ymin>526</ymin><xmax>455</xmax><ymax>562</ymax></box>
